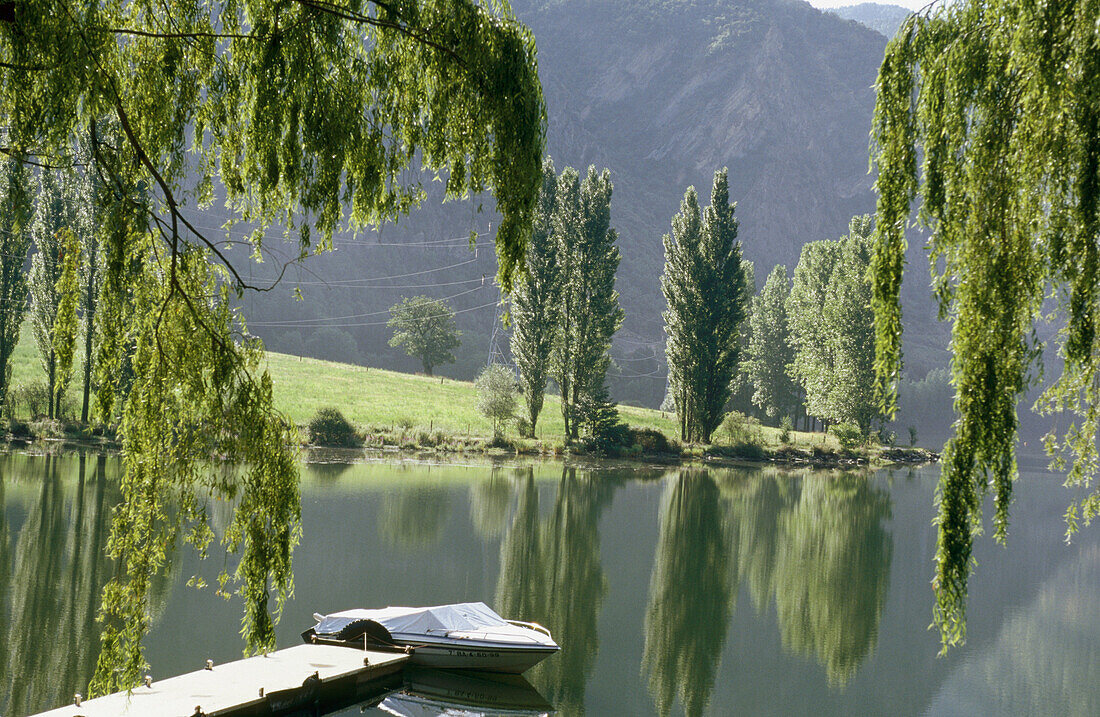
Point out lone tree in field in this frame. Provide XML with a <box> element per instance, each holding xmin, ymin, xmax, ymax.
<box><xmin>661</xmin><ymin>169</ymin><xmax>749</xmax><ymax>443</ymax></box>
<box><xmin>510</xmin><ymin>157</ymin><xmax>561</xmax><ymax>437</ymax></box>
<box><xmin>0</xmin><ymin>157</ymin><xmax>32</xmax><ymax>411</ymax></box>
<box><xmin>553</xmin><ymin>166</ymin><xmax>623</xmax><ymax>440</ymax></box>
<box><xmin>388</xmin><ymin>296</ymin><xmax>462</xmax><ymax>376</ymax></box>
<box><xmin>744</xmin><ymin>264</ymin><xmax>799</xmax><ymax>421</ymax></box>
<box><xmin>871</xmin><ymin>0</ymin><xmax>1100</xmax><ymax>648</ymax></box>
<box><xmin>1</xmin><ymin>0</ymin><xmax>545</xmax><ymax>691</ymax></box>
<box><xmin>475</xmin><ymin>363</ymin><xmax>518</xmax><ymax>441</ymax></box>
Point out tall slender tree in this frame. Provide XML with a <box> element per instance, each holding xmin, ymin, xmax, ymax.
<box><xmin>79</xmin><ymin>207</ymin><xmax>102</xmax><ymax>424</ymax></box>
<box><xmin>0</xmin><ymin>157</ymin><xmax>32</xmax><ymax>412</ymax></box>
<box><xmin>745</xmin><ymin>265</ymin><xmax>799</xmax><ymax>420</ymax></box>
<box><xmin>663</xmin><ymin>186</ymin><xmax>704</xmax><ymax>441</ymax></box>
<box><xmin>786</xmin><ymin>239</ymin><xmax>842</xmax><ymax>429</ymax></box>
<box><xmin>823</xmin><ymin>216</ymin><xmax>878</xmax><ymax>433</ymax></box>
<box><xmin>29</xmin><ymin>170</ymin><xmax>80</xmax><ymax>419</ymax></box>
<box><xmin>510</xmin><ymin>157</ymin><xmax>561</xmax><ymax>436</ymax></box>
<box><xmin>52</xmin><ymin>228</ymin><xmax>81</xmax><ymax>419</ymax></box>
<box><xmin>553</xmin><ymin>166</ymin><xmax>623</xmax><ymax>440</ymax></box>
<box><xmin>661</xmin><ymin>169</ymin><xmax>748</xmax><ymax>443</ymax></box>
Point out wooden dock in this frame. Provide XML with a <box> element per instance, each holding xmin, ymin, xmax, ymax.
<box><xmin>32</xmin><ymin>644</ymin><xmax>408</xmax><ymax>717</ymax></box>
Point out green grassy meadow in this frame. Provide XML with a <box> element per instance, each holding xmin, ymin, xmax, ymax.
<box><xmin>7</xmin><ymin>322</ymin><xmax>848</xmax><ymax>452</ymax></box>
<box><xmin>263</xmin><ymin>351</ymin><xmax>682</xmax><ymax>442</ymax></box>
<box><xmin>263</xmin><ymin>352</ymin><xmax>841</xmax><ymax>452</ymax></box>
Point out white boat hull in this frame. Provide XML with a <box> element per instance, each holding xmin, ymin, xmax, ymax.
<box><xmin>398</xmin><ymin>638</ymin><xmax>559</xmax><ymax>673</ymax></box>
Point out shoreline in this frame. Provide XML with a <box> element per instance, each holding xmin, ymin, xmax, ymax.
<box><xmin>301</xmin><ymin>440</ymin><xmax>940</xmax><ymax>471</ymax></box>
<box><xmin>2</xmin><ymin>425</ymin><xmax>940</xmax><ymax>471</ymax></box>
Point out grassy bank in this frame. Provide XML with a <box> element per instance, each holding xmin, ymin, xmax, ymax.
<box><xmin>264</xmin><ymin>351</ymin><xmax>678</xmax><ymax>443</ymax></box>
<box><xmin>262</xmin><ymin>352</ymin><xmax>935</xmax><ymax>466</ymax></box>
<box><xmin>1</xmin><ymin>324</ymin><xmax>935</xmax><ymax>466</ymax></box>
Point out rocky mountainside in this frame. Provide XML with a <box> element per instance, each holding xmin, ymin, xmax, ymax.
<box><xmin>242</xmin><ymin>0</ymin><xmax>948</xmax><ymax>406</ymax></box>
<box><xmin>828</xmin><ymin>3</ymin><xmax>913</xmax><ymax>39</ymax></box>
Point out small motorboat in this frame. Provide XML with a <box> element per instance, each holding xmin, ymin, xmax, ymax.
<box><xmin>302</xmin><ymin>602</ymin><xmax>560</xmax><ymax>674</ymax></box>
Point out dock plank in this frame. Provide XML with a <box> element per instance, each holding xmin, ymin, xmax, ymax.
<box><xmin>31</xmin><ymin>644</ymin><xmax>407</xmax><ymax>717</ymax></box>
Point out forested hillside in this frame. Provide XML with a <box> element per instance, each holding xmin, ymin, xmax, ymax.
<box><xmin>239</xmin><ymin>0</ymin><xmax>947</xmax><ymax>409</ymax></box>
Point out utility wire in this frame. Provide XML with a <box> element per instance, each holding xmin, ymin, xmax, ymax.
<box><xmin>246</xmin><ymin>298</ymin><xmax>500</xmax><ymax>328</ymax></box>
<box><xmin>245</xmin><ymin>284</ymin><xmax>487</xmax><ymax>325</ymax></box>
<box><xmin>180</xmin><ymin>219</ymin><xmax>491</xmax><ymax>249</ymax></box>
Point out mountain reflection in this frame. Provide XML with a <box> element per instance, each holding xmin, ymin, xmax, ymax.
<box><xmin>642</xmin><ymin>471</ymin><xmax>736</xmax><ymax>717</ymax></box>
<box><xmin>926</xmin><ymin>544</ymin><xmax>1100</xmax><ymax>716</ymax></box>
<box><xmin>496</xmin><ymin>467</ymin><xmax>618</xmax><ymax>715</ymax></box>
<box><xmin>641</xmin><ymin>469</ymin><xmax>893</xmax><ymax>713</ymax></box>
<box><xmin>0</xmin><ymin>454</ymin><xmax>115</xmax><ymax>717</ymax></box>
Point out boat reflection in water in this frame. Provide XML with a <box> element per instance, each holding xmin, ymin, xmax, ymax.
<box><xmin>331</xmin><ymin>667</ymin><xmax>555</xmax><ymax>716</ymax></box>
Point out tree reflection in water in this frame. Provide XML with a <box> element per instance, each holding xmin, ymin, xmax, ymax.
<box><xmin>0</xmin><ymin>459</ymin><xmax>9</xmax><ymax>588</ymax></box>
<box><xmin>772</xmin><ymin>473</ymin><xmax>892</xmax><ymax>685</ymax></box>
<box><xmin>0</xmin><ymin>456</ymin><xmax>10</xmax><ymax>706</ymax></box>
<box><xmin>469</xmin><ymin>467</ymin><xmax>514</xmax><ymax>540</ymax></box>
<box><xmin>642</xmin><ymin>471</ymin><xmax>735</xmax><ymax>717</ymax></box>
<box><xmin>496</xmin><ymin>467</ymin><xmax>618</xmax><ymax>715</ymax></box>
<box><xmin>642</xmin><ymin>468</ymin><xmax>894</xmax><ymax>713</ymax></box>
<box><xmin>377</xmin><ymin>485</ymin><xmax>452</xmax><ymax>549</ymax></box>
<box><xmin>0</xmin><ymin>454</ymin><xmax>114</xmax><ymax>716</ymax></box>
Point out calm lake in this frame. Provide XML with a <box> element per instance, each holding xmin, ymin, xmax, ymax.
<box><xmin>1</xmin><ymin>451</ymin><xmax>1098</xmax><ymax>716</ymax></box>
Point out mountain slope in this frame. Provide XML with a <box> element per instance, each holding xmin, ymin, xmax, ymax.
<box><xmin>242</xmin><ymin>0</ymin><xmax>945</xmax><ymax>407</ymax></box>
<box><xmin>828</xmin><ymin>3</ymin><xmax>912</xmax><ymax>39</ymax></box>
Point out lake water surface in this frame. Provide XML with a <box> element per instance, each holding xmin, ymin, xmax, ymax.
<box><xmin>1</xmin><ymin>452</ymin><xmax>1098</xmax><ymax>716</ymax></box>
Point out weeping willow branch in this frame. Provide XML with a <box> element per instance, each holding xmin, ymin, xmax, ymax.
<box><xmin>870</xmin><ymin>0</ymin><xmax>1100</xmax><ymax>650</ymax></box>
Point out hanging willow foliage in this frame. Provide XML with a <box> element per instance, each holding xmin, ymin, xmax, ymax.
<box><xmin>0</xmin><ymin>0</ymin><xmax>545</xmax><ymax>693</ymax></box>
<box><xmin>91</xmin><ymin>241</ymin><xmax>302</xmax><ymax>694</ymax></box>
<box><xmin>870</xmin><ymin>0</ymin><xmax>1100</xmax><ymax>649</ymax></box>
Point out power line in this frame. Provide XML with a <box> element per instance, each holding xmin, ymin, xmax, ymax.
<box><xmin>291</xmin><ymin>276</ymin><xmax>487</xmax><ymax>289</ymax></box>
<box><xmin>245</xmin><ymin>285</ymin><xmax>487</xmax><ymax>325</ymax></box>
<box><xmin>286</xmin><ymin>257</ymin><xmax>481</xmax><ymax>285</ymax></box>
<box><xmin>180</xmin><ymin>219</ymin><xmax>492</xmax><ymax>250</ymax></box>
<box><xmin>246</xmin><ymin>298</ymin><xmax>501</xmax><ymax>329</ymax></box>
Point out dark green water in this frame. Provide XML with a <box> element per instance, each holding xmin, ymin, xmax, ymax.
<box><xmin>1</xmin><ymin>452</ymin><xmax>1098</xmax><ymax>716</ymax></box>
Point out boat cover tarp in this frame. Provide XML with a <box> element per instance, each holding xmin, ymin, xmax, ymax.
<box><xmin>313</xmin><ymin>602</ymin><xmax>510</xmax><ymax>638</ymax></box>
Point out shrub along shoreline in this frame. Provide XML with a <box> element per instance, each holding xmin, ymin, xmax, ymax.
<box><xmin>0</xmin><ymin>347</ymin><xmax>938</xmax><ymax>468</ymax></box>
<box><xmin>300</xmin><ymin>407</ymin><xmax>937</xmax><ymax>469</ymax></box>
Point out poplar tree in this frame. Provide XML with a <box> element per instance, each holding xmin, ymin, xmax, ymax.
<box><xmin>553</xmin><ymin>166</ymin><xmax>623</xmax><ymax>440</ymax></box>
<box><xmin>870</xmin><ymin>0</ymin><xmax>1100</xmax><ymax>647</ymax></box>
<box><xmin>661</xmin><ymin>169</ymin><xmax>748</xmax><ymax>443</ymax></box>
<box><xmin>0</xmin><ymin>157</ymin><xmax>32</xmax><ymax>411</ymax></box>
<box><xmin>823</xmin><ymin>216</ymin><xmax>877</xmax><ymax>434</ymax></box>
<box><xmin>510</xmin><ymin>157</ymin><xmax>561</xmax><ymax>436</ymax></box>
<box><xmin>745</xmin><ymin>265</ymin><xmax>799</xmax><ymax>420</ymax></box>
<box><xmin>52</xmin><ymin>229</ymin><xmax>82</xmax><ymax>419</ymax></box>
<box><xmin>787</xmin><ymin>239</ymin><xmax>842</xmax><ymax>429</ymax></box>
<box><xmin>29</xmin><ymin>170</ymin><xmax>79</xmax><ymax>419</ymax></box>
<box><xmin>79</xmin><ymin>206</ymin><xmax>102</xmax><ymax>424</ymax></box>
<box><xmin>787</xmin><ymin>218</ymin><xmax>878</xmax><ymax>433</ymax></box>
